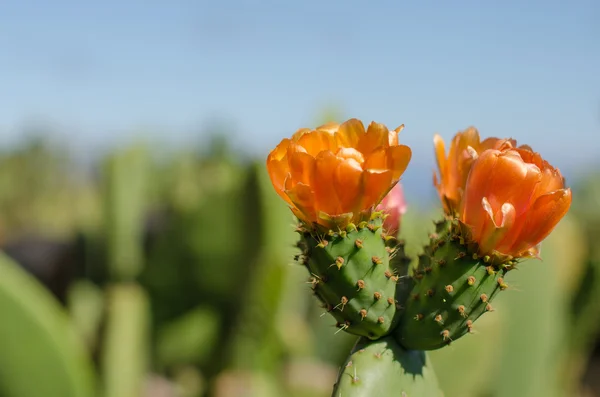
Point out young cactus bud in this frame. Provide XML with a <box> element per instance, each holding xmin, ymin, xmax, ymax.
<box><xmin>266</xmin><ymin>118</ymin><xmax>412</xmax><ymax>338</ymax></box>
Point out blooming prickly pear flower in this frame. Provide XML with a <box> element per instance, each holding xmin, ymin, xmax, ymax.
<box><xmin>395</xmin><ymin>130</ymin><xmax>572</xmax><ymax>351</ymax></box>
<box><xmin>459</xmin><ymin>145</ymin><xmax>572</xmax><ymax>260</ymax></box>
<box><xmin>267</xmin><ymin>118</ymin><xmax>412</xmax><ymax>231</ymax></box>
<box><xmin>269</xmin><ymin>118</ymin><xmax>413</xmax><ymax>340</ymax></box>
<box><xmin>433</xmin><ymin>127</ymin><xmax>523</xmax><ymax>216</ymax></box>
<box><xmin>377</xmin><ymin>182</ymin><xmax>407</xmax><ymax>236</ymax></box>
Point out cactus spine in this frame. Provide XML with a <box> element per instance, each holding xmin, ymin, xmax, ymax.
<box><xmin>297</xmin><ymin>213</ymin><xmax>403</xmax><ymax>339</ymax></box>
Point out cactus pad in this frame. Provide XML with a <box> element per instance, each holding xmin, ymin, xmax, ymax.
<box><xmin>332</xmin><ymin>336</ymin><xmax>442</xmax><ymax>397</ymax></box>
<box><xmin>296</xmin><ymin>214</ymin><xmax>403</xmax><ymax>339</ymax></box>
<box><xmin>394</xmin><ymin>219</ymin><xmax>512</xmax><ymax>350</ymax></box>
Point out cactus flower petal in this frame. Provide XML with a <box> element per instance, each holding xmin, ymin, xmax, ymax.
<box><xmin>508</xmin><ymin>188</ymin><xmax>572</xmax><ymax>256</ymax></box>
<box><xmin>433</xmin><ymin>127</ymin><xmax>518</xmax><ymax>216</ymax></box>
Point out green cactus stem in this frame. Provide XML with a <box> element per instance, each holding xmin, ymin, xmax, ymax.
<box><xmin>332</xmin><ymin>336</ymin><xmax>442</xmax><ymax>397</ymax></box>
<box><xmin>295</xmin><ymin>213</ymin><xmax>404</xmax><ymax>339</ymax></box>
<box><xmin>394</xmin><ymin>218</ymin><xmax>514</xmax><ymax>350</ymax></box>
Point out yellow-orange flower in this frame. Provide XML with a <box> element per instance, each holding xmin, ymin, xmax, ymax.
<box><xmin>433</xmin><ymin>127</ymin><xmax>522</xmax><ymax>215</ymax></box>
<box><xmin>459</xmin><ymin>145</ymin><xmax>572</xmax><ymax>259</ymax></box>
<box><xmin>267</xmin><ymin>118</ymin><xmax>412</xmax><ymax>230</ymax></box>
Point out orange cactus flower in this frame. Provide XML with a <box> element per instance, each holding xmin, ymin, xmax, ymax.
<box><xmin>433</xmin><ymin>127</ymin><xmax>519</xmax><ymax>215</ymax></box>
<box><xmin>266</xmin><ymin>118</ymin><xmax>412</xmax><ymax>230</ymax></box>
<box><xmin>459</xmin><ymin>145</ymin><xmax>572</xmax><ymax>260</ymax></box>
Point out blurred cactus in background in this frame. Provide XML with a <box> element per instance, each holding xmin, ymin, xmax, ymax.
<box><xmin>0</xmin><ymin>118</ymin><xmax>598</xmax><ymax>397</ymax></box>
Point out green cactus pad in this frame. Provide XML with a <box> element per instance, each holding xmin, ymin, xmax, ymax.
<box><xmin>332</xmin><ymin>336</ymin><xmax>443</xmax><ymax>397</ymax></box>
<box><xmin>394</xmin><ymin>219</ymin><xmax>512</xmax><ymax>350</ymax></box>
<box><xmin>296</xmin><ymin>215</ymin><xmax>403</xmax><ymax>339</ymax></box>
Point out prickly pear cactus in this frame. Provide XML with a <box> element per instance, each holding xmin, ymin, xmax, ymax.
<box><xmin>394</xmin><ymin>218</ymin><xmax>511</xmax><ymax>350</ymax></box>
<box><xmin>332</xmin><ymin>336</ymin><xmax>442</xmax><ymax>397</ymax></box>
<box><xmin>296</xmin><ymin>213</ymin><xmax>404</xmax><ymax>339</ymax></box>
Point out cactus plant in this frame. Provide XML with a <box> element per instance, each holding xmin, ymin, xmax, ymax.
<box><xmin>266</xmin><ymin>119</ymin><xmax>573</xmax><ymax>396</ymax></box>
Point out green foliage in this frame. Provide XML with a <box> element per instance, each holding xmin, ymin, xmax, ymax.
<box><xmin>67</xmin><ymin>280</ymin><xmax>105</xmax><ymax>350</ymax></box>
<box><xmin>100</xmin><ymin>284</ymin><xmax>150</xmax><ymax>397</ymax></box>
<box><xmin>0</xmin><ymin>137</ymin><xmax>82</xmax><ymax>240</ymax></box>
<box><xmin>102</xmin><ymin>145</ymin><xmax>150</xmax><ymax>281</ymax></box>
<box><xmin>0</xmin><ymin>253</ymin><xmax>95</xmax><ymax>397</ymax></box>
<box><xmin>155</xmin><ymin>305</ymin><xmax>220</xmax><ymax>369</ymax></box>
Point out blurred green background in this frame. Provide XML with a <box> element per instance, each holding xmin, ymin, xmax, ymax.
<box><xmin>0</xmin><ymin>122</ymin><xmax>599</xmax><ymax>397</ymax></box>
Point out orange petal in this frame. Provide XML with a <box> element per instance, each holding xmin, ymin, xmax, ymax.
<box><xmin>444</xmin><ymin>129</ymin><xmax>481</xmax><ymax>209</ymax></box>
<box><xmin>336</xmin><ymin>147</ymin><xmax>365</xmax><ymax>164</ymax></box>
<box><xmin>461</xmin><ymin>149</ymin><xmax>500</xmax><ymax>233</ymax></box>
<box><xmin>448</xmin><ymin>128</ymin><xmax>480</xmax><ymax>170</ymax></box>
<box><xmin>509</xmin><ymin>188</ymin><xmax>572</xmax><ymax>255</ymax></box>
<box><xmin>454</xmin><ymin>130</ymin><xmax>481</xmax><ymax>188</ymax></box>
<box><xmin>433</xmin><ymin>134</ymin><xmax>447</xmax><ymax>183</ymax></box>
<box><xmin>480</xmin><ymin>137</ymin><xmax>516</xmax><ymax>151</ymax></box>
<box><xmin>360</xmin><ymin>169</ymin><xmax>393</xmax><ymax>211</ymax></box>
<box><xmin>388</xmin><ymin>124</ymin><xmax>404</xmax><ymax>146</ymax></box>
<box><xmin>485</xmin><ymin>150</ymin><xmax>542</xmax><ymax>217</ymax></box>
<box><xmin>460</xmin><ymin>127</ymin><xmax>481</xmax><ymax>146</ymax></box>
<box><xmin>388</xmin><ymin>145</ymin><xmax>411</xmax><ymax>181</ymax></box>
<box><xmin>334</xmin><ymin>158</ymin><xmax>364</xmax><ymax>213</ymax></box>
<box><xmin>518</xmin><ymin>144</ymin><xmax>534</xmax><ymax>152</ymax></box>
<box><xmin>292</xmin><ymin>128</ymin><xmax>311</xmax><ymax>142</ymax></box>
<box><xmin>357</xmin><ymin>122</ymin><xmax>389</xmax><ymax>155</ymax></box>
<box><xmin>530</xmin><ymin>167</ymin><xmax>564</xmax><ymax>204</ymax></box>
<box><xmin>316</xmin><ymin>122</ymin><xmax>340</xmax><ymax>134</ymax></box>
<box><xmin>266</xmin><ymin>138</ymin><xmax>292</xmax><ymax>203</ymax></box>
<box><xmin>312</xmin><ymin>151</ymin><xmax>342</xmax><ymax>215</ymax></box>
<box><xmin>287</xmin><ymin>144</ymin><xmax>315</xmax><ymax>186</ymax></box>
<box><xmin>364</xmin><ymin>147</ymin><xmax>387</xmax><ymax>170</ymax></box>
<box><xmin>297</xmin><ymin>130</ymin><xmax>336</xmax><ymax>157</ymax></box>
<box><xmin>285</xmin><ymin>182</ymin><xmax>317</xmax><ymax>224</ymax></box>
<box><xmin>267</xmin><ymin>162</ymin><xmax>292</xmax><ymax>205</ymax></box>
<box><xmin>335</xmin><ymin>118</ymin><xmax>365</xmax><ymax>148</ymax></box>
<box><xmin>478</xmin><ymin>200</ymin><xmax>516</xmax><ymax>255</ymax></box>
<box><xmin>268</xmin><ymin>138</ymin><xmax>291</xmax><ymax>162</ymax></box>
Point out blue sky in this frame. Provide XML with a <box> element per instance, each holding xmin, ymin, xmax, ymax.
<box><xmin>1</xmin><ymin>0</ymin><xmax>599</xmax><ymax>196</ymax></box>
